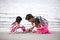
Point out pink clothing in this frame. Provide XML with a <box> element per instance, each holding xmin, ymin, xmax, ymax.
<box><xmin>21</xmin><ymin>26</ymin><xmax>26</xmax><ymax>32</ymax></box>
<box><xmin>33</xmin><ymin>24</ymin><xmax>50</xmax><ymax>34</ymax></box>
<box><xmin>10</xmin><ymin>25</ymin><xmax>26</xmax><ymax>33</ymax></box>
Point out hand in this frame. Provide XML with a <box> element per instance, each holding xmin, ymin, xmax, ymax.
<box><xmin>25</xmin><ymin>29</ymin><xmax>32</xmax><ymax>33</ymax></box>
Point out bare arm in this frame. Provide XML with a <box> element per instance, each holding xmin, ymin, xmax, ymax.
<box><xmin>25</xmin><ymin>23</ymin><xmax>35</xmax><ymax>32</ymax></box>
<box><xmin>15</xmin><ymin>22</ymin><xmax>21</xmax><ymax>28</ymax></box>
<box><xmin>38</xmin><ymin>24</ymin><xmax>44</xmax><ymax>29</ymax></box>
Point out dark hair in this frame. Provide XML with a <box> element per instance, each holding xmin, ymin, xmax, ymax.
<box><xmin>25</xmin><ymin>14</ymin><xmax>34</xmax><ymax>20</ymax></box>
<box><xmin>16</xmin><ymin>16</ymin><xmax>22</xmax><ymax>24</ymax></box>
<box><xmin>35</xmin><ymin>18</ymin><xmax>41</xmax><ymax>26</ymax></box>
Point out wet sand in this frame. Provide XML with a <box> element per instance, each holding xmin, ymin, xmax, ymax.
<box><xmin>0</xmin><ymin>31</ymin><xmax>60</xmax><ymax>40</ymax></box>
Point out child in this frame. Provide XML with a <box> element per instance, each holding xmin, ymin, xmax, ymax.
<box><xmin>33</xmin><ymin>18</ymin><xmax>50</xmax><ymax>34</ymax></box>
<box><xmin>10</xmin><ymin>16</ymin><xmax>26</xmax><ymax>33</ymax></box>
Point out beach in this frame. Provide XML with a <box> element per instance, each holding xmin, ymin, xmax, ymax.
<box><xmin>0</xmin><ymin>31</ymin><xmax>60</xmax><ymax>40</ymax></box>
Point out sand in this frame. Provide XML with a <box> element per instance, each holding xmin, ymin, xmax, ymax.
<box><xmin>0</xmin><ymin>31</ymin><xmax>60</xmax><ymax>40</ymax></box>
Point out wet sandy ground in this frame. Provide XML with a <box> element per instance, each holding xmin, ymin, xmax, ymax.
<box><xmin>0</xmin><ymin>31</ymin><xmax>60</xmax><ymax>40</ymax></box>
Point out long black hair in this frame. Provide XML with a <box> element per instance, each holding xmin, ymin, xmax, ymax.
<box><xmin>16</xmin><ymin>16</ymin><xmax>22</xmax><ymax>24</ymax></box>
<box><xmin>12</xmin><ymin>16</ymin><xmax>22</xmax><ymax>24</ymax></box>
<box><xmin>25</xmin><ymin>14</ymin><xmax>34</xmax><ymax>20</ymax></box>
<box><xmin>34</xmin><ymin>18</ymin><xmax>41</xmax><ymax>26</ymax></box>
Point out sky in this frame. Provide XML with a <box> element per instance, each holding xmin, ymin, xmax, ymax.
<box><xmin>0</xmin><ymin>0</ymin><xmax>60</xmax><ymax>22</ymax></box>
<box><xmin>0</xmin><ymin>0</ymin><xmax>60</xmax><ymax>16</ymax></box>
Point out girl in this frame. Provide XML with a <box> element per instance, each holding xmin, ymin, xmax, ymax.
<box><xmin>33</xmin><ymin>18</ymin><xmax>50</xmax><ymax>34</ymax></box>
<box><xmin>10</xmin><ymin>16</ymin><xmax>26</xmax><ymax>33</ymax></box>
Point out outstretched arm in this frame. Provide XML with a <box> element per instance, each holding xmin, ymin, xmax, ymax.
<box><xmin>25</xmin><ymin>23</ymin><xmax>35</xmax><ymax>32</ymax></box>
<box><xmin>26</xmin><ymin>26</ymin><xmax>34</xmax><ymax>32</ymax></box>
